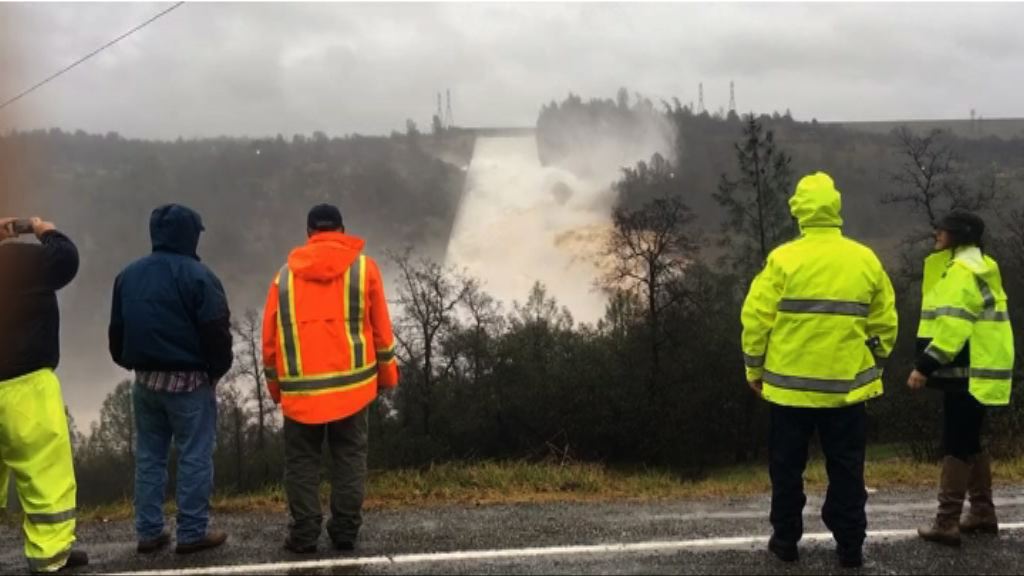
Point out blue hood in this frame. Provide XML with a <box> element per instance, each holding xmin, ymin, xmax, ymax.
<box><xmin>150</xmin><ymin>204</ymin><xmax>204</xmax><ymax>259</ymax></box>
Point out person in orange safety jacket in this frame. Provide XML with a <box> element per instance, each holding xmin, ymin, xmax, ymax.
<box><xmin>262</xmin><ymin>203</ymin><xmax>398</xmax><ymax>553</ymax></box>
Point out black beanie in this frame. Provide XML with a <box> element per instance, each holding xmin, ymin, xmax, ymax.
<box><xmin>307</xmin><ymin>204</ymin><xmax>344</xmax><ymax>231</ymax></box>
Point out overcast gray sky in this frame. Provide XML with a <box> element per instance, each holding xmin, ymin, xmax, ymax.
<box><xmin>1</xmin><ymin>2</ymin><xmax>1023</xmax><ymax>140</ymax></box>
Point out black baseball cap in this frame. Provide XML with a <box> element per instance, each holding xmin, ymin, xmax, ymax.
<box><xmin>936</xmin><ymin>211</ymin><xmax>984</xmax><ymax>247</ymax></box>
<box><xmin>307</xmin><ymin>204</ymin><xmax>344</xmax><ymax>231</ymax></box>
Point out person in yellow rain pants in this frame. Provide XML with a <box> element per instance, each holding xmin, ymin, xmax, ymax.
<box><xmin>0</xmin><ymin>216</ymin><xmax>88</xmax><ymax>573</ymax></box>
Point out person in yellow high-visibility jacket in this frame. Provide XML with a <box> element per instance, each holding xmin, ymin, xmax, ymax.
<box><xmin>741</xmin><ymin>173</ymin><xmax>898</xmax><ymax>569</ymax></box>
<box><xmin>0</xmin><ymin>216</ymin><xmax>88</xmax><ymax>573</ymax></box>
<box><xmin>908</xmin><ymin>211</ymin><xmax>1014</xmax><ymax>546</ymax></box>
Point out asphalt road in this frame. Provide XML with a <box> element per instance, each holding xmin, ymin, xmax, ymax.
<box><xmin>3</xmin><ymin>487</ymin><xmax>1024</xmax><ymax>575</ymax></box>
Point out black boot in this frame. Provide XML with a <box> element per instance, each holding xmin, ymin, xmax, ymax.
<box><xmin>768</xmin><ymin>535</ymin><xmax>799</xmax><ymax>562</ymax></box>
<box><xmin>283</xmin><ymin>536</ymin><xmax>317</xmax><ymax>554</ymax></box>
<box><xmin>59</xmin><ymin>550</ymin><xmax>89</xmax><ymax>571</ymax></box>
<box><xmin>837</xmin><ymin>545</ymin><xmax>863</xmax><ymax>569</ymax></box>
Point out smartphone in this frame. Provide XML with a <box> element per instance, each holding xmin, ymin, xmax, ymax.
<box><xmin>12</xmin><ymin>219</ymin><xmax>34</xmax><ymax>235</ymax></box>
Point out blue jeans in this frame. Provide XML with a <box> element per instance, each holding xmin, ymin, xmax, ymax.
<box><xmin>133</xmin><ymin>382</ymin><xmax>217</xmax><ymax>544</ymax></box>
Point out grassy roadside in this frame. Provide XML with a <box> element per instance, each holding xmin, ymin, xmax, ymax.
<box><xmin>18</xmin><ymin>452</ymin><xmax>1015</xmax><ymax>524</ymax></box>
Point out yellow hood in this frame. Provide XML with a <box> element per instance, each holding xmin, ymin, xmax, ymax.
<box><xmin>789</xmin><ymin>172</ymin><xmax>843</xmax><ymax>229</ymax></box>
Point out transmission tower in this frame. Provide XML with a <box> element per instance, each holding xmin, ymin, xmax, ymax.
<box><xmin>445</xmin><ymin>89</ymin><xmax>454</xmax><ymax>128</ymax></box>
<box><xmin>436</xmin><ymin>92</ymin><xmax>443</xmax><ymax>125</ymax></box>
<box><xmin>729</xmin><ymin>81</ymin><xmax>736</xmax><ymax>114</ymax></box>
<box><xmin>697</xmin><ymin>83</ymin><xmax>706</xmax><ymax>114</ymax></box>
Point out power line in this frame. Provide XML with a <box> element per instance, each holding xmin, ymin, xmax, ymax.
<box><xmin>0</xmin><ymin>1</ymin><xmax>186</xmax><ymax>112</ymax></box>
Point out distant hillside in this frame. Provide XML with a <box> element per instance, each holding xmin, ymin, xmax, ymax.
<box><xmin>832</xmin><ymin>117</ymin><xmax>1024</xmax><ymax>140</ymax></box>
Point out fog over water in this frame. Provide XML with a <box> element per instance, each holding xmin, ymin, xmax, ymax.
<box><xmin>446</xmin><ymin>136</ymin><xmax>615</xmax><ymax>324</ymax></box>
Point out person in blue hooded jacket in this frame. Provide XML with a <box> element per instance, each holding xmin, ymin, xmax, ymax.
<box><xmin>109</xmin><ymin>204</ymin><xmax>233</xmax><ymax>555</ymax></box>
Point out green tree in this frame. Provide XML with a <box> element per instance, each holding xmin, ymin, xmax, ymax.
<box><xmin>883</xmin><ymin>127</ymin><xmax>999</xmax><ymax>279</ymax></box>
<box><xmin>884</xmin><ymin>128</ymin><xmax>996</xmax><ymax>230</ymax></box>
<box><xmin>230</xmin><ymin>308</ymin><xmax>275</xmax><ymax>484</ymax></box>
<box><xmin>65</xmin><ymin>407</ymin><xmax>85</xmax><ymax>454</ymax></box>
<box><xmin>215</xmin><ymin>383</ymin><xmax>249</xmax><ymax>492</ymax></box>
<box><xmin>713</xmin><ymin>115</ymin><xmax>795</xmax><ymax>463</ymax></box>
<box><xmin>95</xmin><ymin>380</ymin><xmax>135</xmax><ymax>462</ymax></box>
<box><xmin>390</xmin><ymin>249</ymin><xmax>470</xmax><ymax>436</ymax></box>
<box><xmin>714</xmin><ymin>114</ymin><xmax>796</xmax><ymax>277</ymax></box>
<box><xmin>603</xmin><ymin>186</ymin><xmax>695</xmax><ymax>398</ymax></box>
<box><xmin>448</xmin><ymin>278</ymin><xmax>504</xmax><ymax>387</ymax></box>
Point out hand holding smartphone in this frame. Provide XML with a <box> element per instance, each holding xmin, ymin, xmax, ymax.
<box><xmin>12</xmin><ymin>219</ymin><xmax>34</xmax><ymax>234</ymax></box>
<box><xmin>1</xmin><ymin>217</ymin><xmax>56</xmax><ymax>239</ymax></box>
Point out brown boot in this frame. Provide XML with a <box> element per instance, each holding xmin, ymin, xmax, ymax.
<box><xmin>175</xmin><ymin>530</ymin><xmax>228</xmax><ymax>554</ymax></box>
<box><xmin>918</xmin><ymin>456</ymin><xmax>970</xmax><ymax>546</ymax></box>
<box><xmin>961</xmin><ymin>452</ymin><xmax>999</xmax><ymax>535</ymax></box>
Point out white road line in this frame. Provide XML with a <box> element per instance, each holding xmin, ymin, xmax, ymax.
<box><xmin>641</xmin><ymin>496</ymin><xmax>1024</xmax><ymax>522</ymax></box>
<box><xmin>111</xmin><ymin>522</ymin><xmax>1024</xmax><ymax>576</ymax></box>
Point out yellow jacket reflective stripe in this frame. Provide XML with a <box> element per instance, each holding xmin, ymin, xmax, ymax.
<box><xmin>276</xmin><ymin>258</ymin><xmax>373</xmax><ymax>389</ymax></box>
<box><xmin>741</xmin><ymin>172</ymin><xmax>899</xmax><ymax>409</ymax></box>
<box><xmin>276</xmin><ymin>265</ymin><xmax>296</xmax><ymax>378</ymax></box>
<box><xmin>917</xmin><ymin>247</ymin><xmax>1015</xmax><ymax>406</ymax></box>
<box><xmin>344</xmin><ymin>255</ymin><xmax>368</xmax><ymax>368</ymax></box>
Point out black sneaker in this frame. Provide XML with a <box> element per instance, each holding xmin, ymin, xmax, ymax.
<box><xmin>333</xmin><ymin>540</ymin><xmax>355</xmax><ymax>552</ymax></box>
<box><xmin>283</xmin><ymin>537</ymin><xmax>317</xmax><ymax>554</ymax></box>
<box><xmin>768</xmin><ymin>535</ymin><xmax>799</xmax><ymax>562</ymax></box>
<box><xmin>137</xmin><ymin>532</ymin><xmax>171</xmax><ymax>554</ymax></box>
<box><xmin>838</xmin><ymin>547</ymin><xmax>863</xmax><ymax>569</ymax></box>
<box><xmin>58</xmin><ymin>550</ymin><xmax>89</xmax><ymax>572</ymax></box>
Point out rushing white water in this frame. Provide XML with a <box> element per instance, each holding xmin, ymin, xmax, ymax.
<box><xmin>444</xmin><ymin>136</ymin><xmax>616</xmax><ymax>324</ymax></box>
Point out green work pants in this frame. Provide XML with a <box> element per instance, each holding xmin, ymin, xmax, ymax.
<box><xmin>283</xmin><ymin>407</ymin><xmax>368</xmax><ymax>547</ymax></box>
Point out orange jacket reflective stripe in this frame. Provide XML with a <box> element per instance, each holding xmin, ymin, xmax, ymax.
<box><xmin>262</xmin><ymin>232</ymin><xmax>399</xmax><ymax>424</ymax></box>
